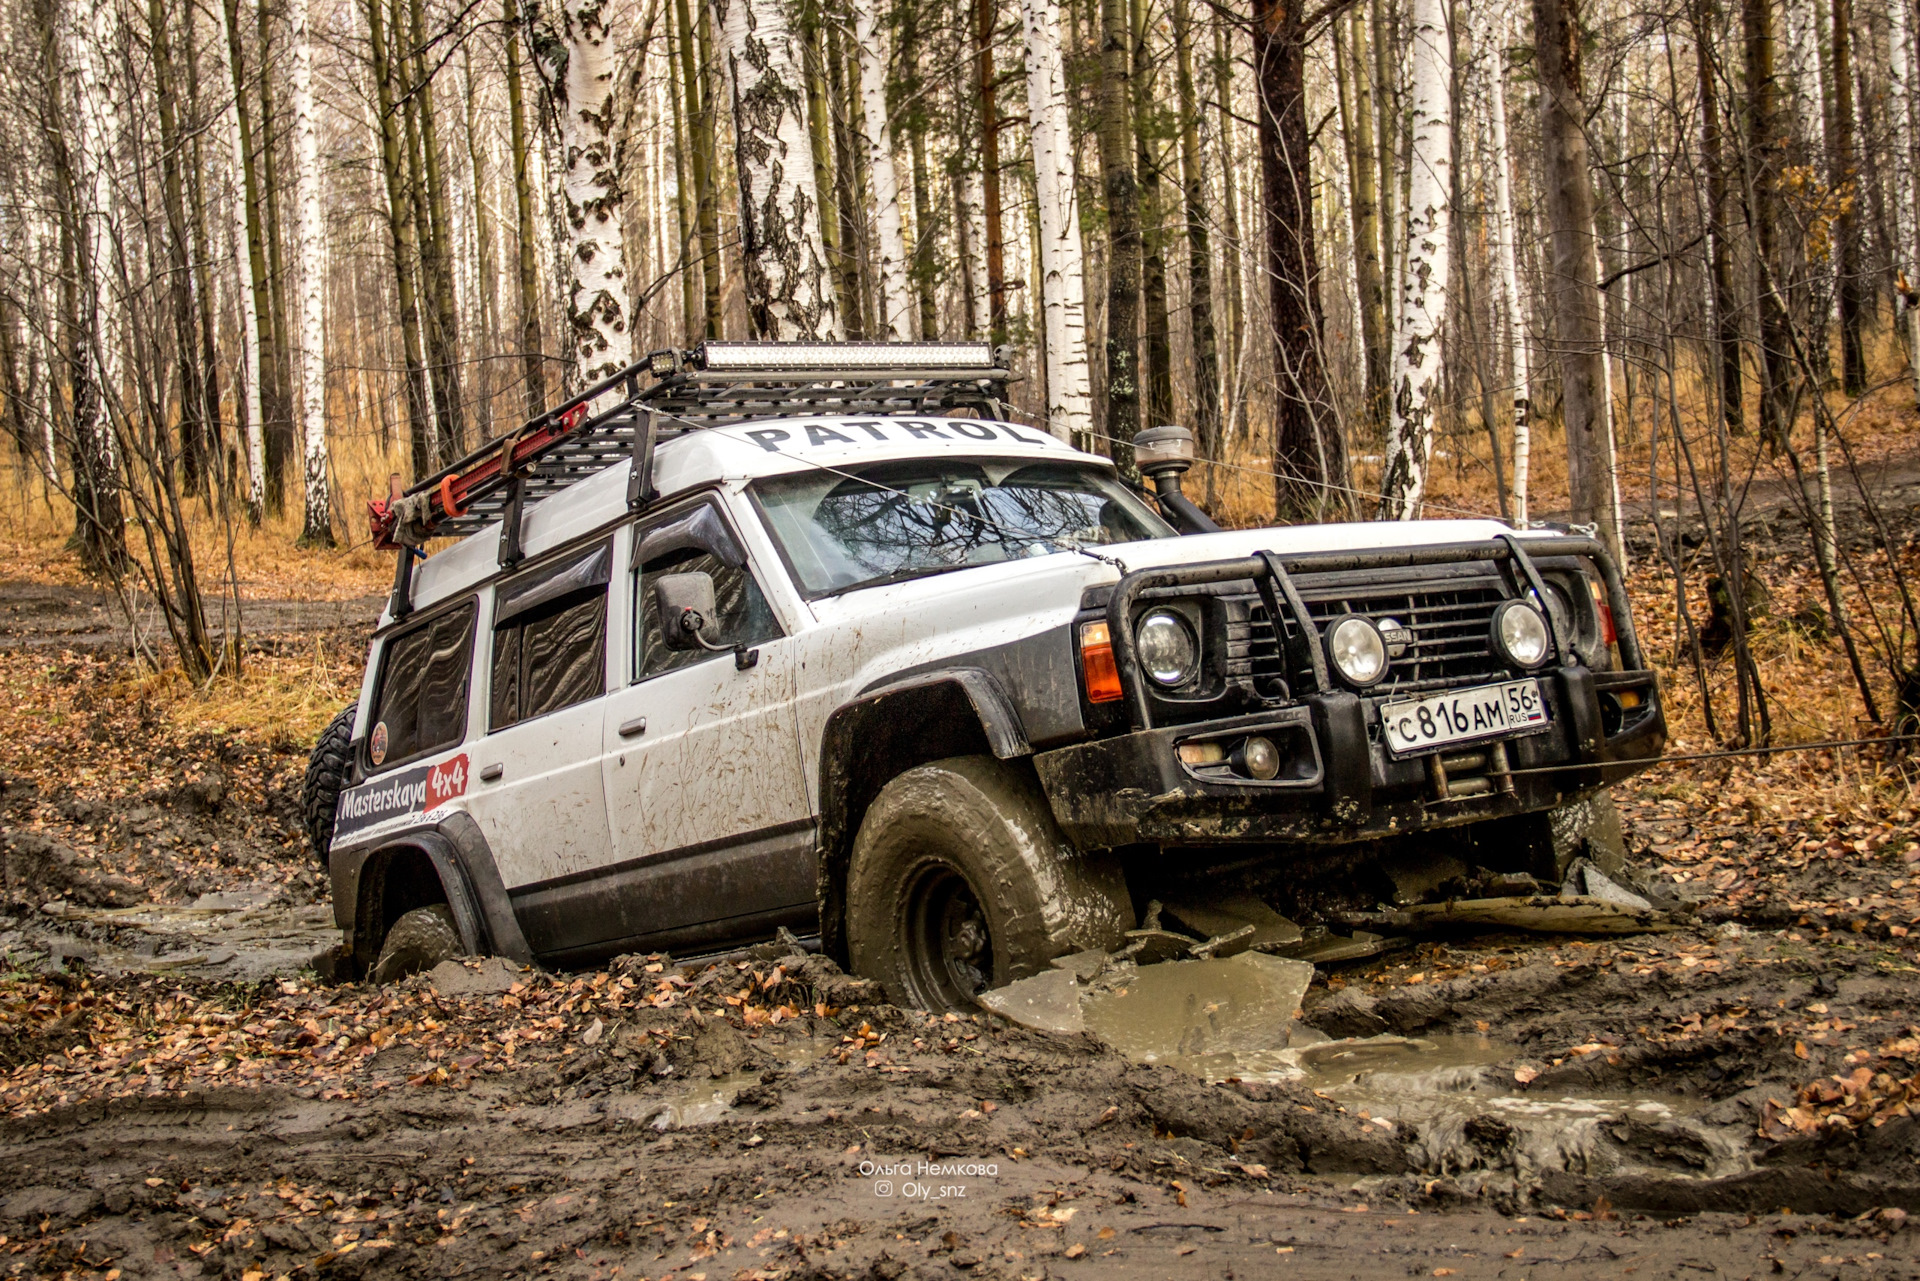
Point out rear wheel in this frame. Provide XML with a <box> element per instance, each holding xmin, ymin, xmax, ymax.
<box><xmin>845</xmin><ymin>756</ymin><xmax>1132</xmax><ymax>1012</ymax></box>
<box><xmin>302</xmin><ymin>705</ymin><xmax>357</xmax><ymax>865</ymax></box>
<box><xmin>372</xmin><ymin>905</ymin><xmax>463</xmax><ymax>983</ymax></box>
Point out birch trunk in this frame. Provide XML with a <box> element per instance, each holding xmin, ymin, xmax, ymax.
<box><xmin>1021</xmin><ymin>0</ymin><xmax>1093</xmax><ymax>441</ymax></box>
<box><xmin>68</xmin><ymin>0</ymin><xmax>126</xmax><ymax>572</ymax></box>
<box><xmin>1379</xmin><ymin>0</ymin><xmax>1450</xmax><ymax>520</ymax></box>
<box><xmin>291</xmin><ymin>0</ymin><xmax>332</xmax><ymax>545</ymax></box>
<box><xmin>853</xmin><ymin>0</ymin><xmax>913</xmax><ymax>339</ymax></box>
<box><xmin>531</xmin><ymin>0</ymin><xmax>633</xmax><ymax>381</ymax></box>
<box><xmin>714</xmin><ymin>0</ymin><xmax>839</xmax><ymax>340</ymax></box>
<box><xmin>1483</xmin><ymin>0</ymin><xmax>1530</xmax><ymax>523</ymax></box>
<box><xmin>1171</xmin><ymin>0</ymin><xmax>1219</xmax><ymax>463</ymax></box>
<box><xmin>217</xmin><ymin>0</ymin><xmax>266</xmax><ymax>518</ymax></box>
<box><xmin>1891</xmin><ymin>0</ymin><xmax>1920</xmax><ymax>407</ymax></box>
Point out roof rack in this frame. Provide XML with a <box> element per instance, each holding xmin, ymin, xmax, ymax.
<box><xmin>371</xmin><ymin>341</ymin><xmax>1014</xmax><ymax>619</ymax></box>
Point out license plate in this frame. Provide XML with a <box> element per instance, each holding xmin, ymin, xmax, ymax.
<box><xmin>1379</xmin><ymin>679</ymin><xmax>1549</xmax><ymax>756</ymax></box>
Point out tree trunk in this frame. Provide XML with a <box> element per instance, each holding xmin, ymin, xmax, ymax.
<box><xmin>975</xmin><ymin>0</ymin><xmax>1009</xmax><ymax>341</ymax></box>
<box><xmin>1743</xmin><ymin>0</ymin><xmax>1794</xmax><ymax>447</ymax></box>
<box><xmin>405</xmin><ymin>0</ymin><xmax>465</xmax><ymax>458</ymax></box>
<box><xmin>828</xmin><ymin>25</ymin><xmax>868</xmax><ymax>339</ymax></box>
<box><xmin>1371</xmin><ymin>0</ymin><xmax>1396</xmax><ymax>344</ymax></box>
<box><xmin>1211</xmin><ymin>16</ymin><xmax>1244</xmax><ymax>451</ymax></box>
<box><xmin>180</xmin><ymin>4</ymin><xmax>226</xmax><ymax>496</ymax></box>
<box><xmin>366</xmin><ymin>0</ymin><xmax>433</xmax><ymax>477</ymax></box>
<box><xmin>714</xmin><ymin>0</ymin><xmax>840</xmax><ymax>340</ymax></box>
<box><xmin>1336</xmin><ymin>10</ymin><xmax>1389</xmax><ymax>439</ymax></box>
<box><xmin>529</xmin><ymin>0</ymin><xmax>635</xmax><ymax>379</ymax></box>
<box><xmin>1483</xmin><ymin>0</ymin><xmax>1531</xmax><ymax>523</ymax></box>
<box><xmin>1830</xmin><ymin>0</ymin><xmax>1865</xmax><ymax>395</ymax></box>
<box><xmin>461</xmin><ymin>47</ymin><xmax>497</xmax><ymax>444</ymax></box>
<box><xmin>258</xmin><ymin>0</ymin><xmax>294</xmax><ymax>511</ymax></box>
<box><xmin>801</xmin><ymin>6</ymin><xmax>852</xmax><ymax>336</ymax></box>
<box><xmin>673</xmin><ymin>0</ymin><xmax>723</xmax><ymax>339</ymax></box>
<box><xmin>1097</xmin><ymin>0</ymin><xmax>1140</xmax><ymax>472</ymax></box>
<box><xmin>66</xmin><ymin>0</ymin><xmax>126</xmax><ymax>572</ymax></box>
<box><xmin>1891</xmin><ymin>0</ymin><xmax>1920</xmax><ymax>407</ymax></box>
<box><xmin>1691</xmin><ymin>0</ymin><xmax>1744</xmax><ymax>435</ymax></box>
<box><xmin>291</xmin><ymin>0</ymin><xmax>332</xmax><ymax>545</ymax></box>
<box><xmin>668</xmin><ymin>11</ymin><xmax>702</xmax><ymax>343</ymax></box>
<box><xmin>1252</xmin><ymin>0</ymin><xmax>1345</xmax><ymax>518</ymax></box>
<box><xmin>854</xmin><ymin>0</ymin><xmax>914</xmax><ymax>338</ymax></box>
<box><xmin>1171</xmin><ymin>0</ymin><xmax>1220</xmax><ymax>464</ymax></box>
<box><xmin>148</xmin><ymin>0</ymin><xmax>207</xmax><ymax>493</ymax></box>
<box><xmin>1134</xmin><ymin>0</ymin><xmax>1173</xmax><ymax>430</ymax></box>
<box><xmin>1532</xmin><ymin>0</ymin><xmax>1621</xmax><ymax>562</ymax></box>
<box><xmin>1379</xmin><ymin>0</ymin><xmax>1451</xmax><ymax>519</ymax></box>
<box><xmin>1022</xmin><ymin>0</ymin><xmax>1095</xmax><ymax>441</ymax></box>
<box><xmin>218</xmin><ymin>0</ymin><xmax>267</xmax><ymax>517</ymax></box>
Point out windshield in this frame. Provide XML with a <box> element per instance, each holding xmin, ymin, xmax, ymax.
<box><xmin>753</xmin><ymin>460</ymin><xmax>1175</xmax><ymax>598</ymax></box>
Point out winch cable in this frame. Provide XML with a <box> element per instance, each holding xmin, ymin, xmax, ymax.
<box><xmin>1484</xmin><ymin>733</ymin><xmax>1920</xmax><ymax>779</ymax></box>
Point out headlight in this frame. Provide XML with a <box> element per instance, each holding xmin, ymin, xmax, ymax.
<box><xmin>1136</xmin><ymin>610</ymin><xmax>1197</xmax><ymax>686</ymax></box>
<box><xmin>1325</xmin><ymin>615</ymin><xmax>1388</xmax><ymax>687</ymax></box>
<box><xmin>1492</xmin><ymin>600</ymin><xmax>1552</xmax><ymax>668</ymax></box>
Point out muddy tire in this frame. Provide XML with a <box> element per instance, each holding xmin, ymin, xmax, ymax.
<box><xmin>372</xmin><ymin>904</ymin><xmax>464</xmax><ymax>983</ymax></box>
<box><xmin>302</xmin><ymin>705</ymin><xmax>357</xmax><ymax>866</ymax></box>
<box><xmin>845</xmin><ymin>756</ymin><xmax>1132</xmax><ymax>1013</ymax></box>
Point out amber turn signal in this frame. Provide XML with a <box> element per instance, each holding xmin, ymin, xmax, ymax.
<box><xmin>1079</xmin><ymin>620</ymin><xmax>1123</xmax><ymax>703</ymax></box>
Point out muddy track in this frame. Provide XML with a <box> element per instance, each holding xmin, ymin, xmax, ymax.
<box><xmin>0</xmin><ymin>579</ymin><xmax>383</xmax><ymax>653</ymax></box>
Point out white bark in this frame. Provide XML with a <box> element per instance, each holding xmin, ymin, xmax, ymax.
<box><xmin>1891</xmin><ymin>0</ymin><xmax>1920</xmax><ymax>406</ymax></box>
<box><xmin>1482</xmin><ymin>0</ymin><xmax>1530</xmax><ymax>525</ymax></box>
<box><xmin>961</xmin><ymin>172</ymin><xmax>991</xmax><ymax>337</ymax></box>
<box><xmin>1020</xmin><ymin>0</ymin><xmax>1092</xmax><ymax>442</ymax></box>
<box><xmin>531</xmin><ymin>0</ymin><xmax>631</xmax><ymax>382</ymax></box>
<box><xmin>853</xmin><ymin>0</ymin><xmax>913</xmax><ymax>339</ymax></box>
<box><xmin>291</xmin><ymin>0</ymin><xmax>331</xmax><ymax>542</ymax></box>
<box><xmin>714</xmin><ymin>0</ymin><xmax>839</xmax><ymax>340</ymax></box>
<box><xmin>217</xmin><ymin>0</ymin><xmax>266</xmax><ymax>519</ymax></box>
<box><xmin>69</xmin><ymin>0</ymin><xmax>120</xmax><ymax>503</ymax></box>
<box><xmin>1379</xmin><ymin>0</ymin><xmax>1450</xmax><ymax>520</ymax></box>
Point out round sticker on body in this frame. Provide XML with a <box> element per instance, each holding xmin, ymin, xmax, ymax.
<box><xmin>369</xmin><ymin>721</ymin><xmax>389</xmax><ymax>765</ymax></box>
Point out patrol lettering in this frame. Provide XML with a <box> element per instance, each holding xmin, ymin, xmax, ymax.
<box><xmin>900</xmin><ymin>421</ymin><xmax>948</xmax><ymax>439</ymax></box>
<box><xmin>805</xmin><ymin>424</ymin><xmax>856</xmax><ymax>446</ymax></box>
<box><xmin>845</xmin><ymin>421</ymin><xmax>890</xmax><ymax>441</ymax></box>
<box><xmin>998</xmin><ymin>423</ymin><xmax>1050</xmax><ymax>445</ymax></box>
<box><xmin>746</xmin><ymin>428</ymin><xmax>792</xmax><ymax>452</ymax></box>
<box><xmin>947</xmin><ymin>422</ymin><xmax>998</xmax><ymax>441</ymax></box>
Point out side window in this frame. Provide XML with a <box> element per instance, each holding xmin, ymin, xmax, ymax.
<box><xmin>633</xmin><ymin>511</ymin><xmax>782</xmax><ymax>682</ymax></box>
<box><xmin>490</xmin><ymin>541</ymin><xmax>611</xmax><ymax>730</ymax></box>
<box><xmin>368</xmin><ymin>601</ymin><xmax>475</xmax><ymax>769</ymax></box>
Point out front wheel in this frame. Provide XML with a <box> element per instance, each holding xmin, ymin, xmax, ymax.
<box><xmin>845</xmin><ymin>756</ymin><xmax>1132</xmax><ymax>1013</ymax></box>
<box><xmin>372</xmin><ymin>905</ymin><xmax>464</xmax><ymax>983</ymax></box>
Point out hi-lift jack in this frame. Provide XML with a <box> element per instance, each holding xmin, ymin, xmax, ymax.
<box><xmin>369</xmin><ymin>340</ymin><xmax>1013</xmax><ymax>622</ymax></box>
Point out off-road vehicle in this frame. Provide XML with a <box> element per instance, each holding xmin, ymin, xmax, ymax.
<box><xmin>305</xmin><ymin>341</ymin><xmax>1664</xmax><ymax>1006</ymax></box>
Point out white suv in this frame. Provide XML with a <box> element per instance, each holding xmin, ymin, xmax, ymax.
<box><xmin>306</xmin><ymin>342</ymin><xmax>1664</xmax><ymax>1010</ymax></box>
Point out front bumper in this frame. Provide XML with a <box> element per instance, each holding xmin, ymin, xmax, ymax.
<box><xmin>1035</xmin><ymin>534</ymin><xmax>1665</xmax><ymax>850</ymax></box>
<box><xmin>1033</xmin><ymin>666</ymin><xmax>1664</xmax><ymax>848</ymax></box>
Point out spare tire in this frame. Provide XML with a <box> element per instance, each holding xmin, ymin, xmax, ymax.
<box><xmin>302</xmin><ymin>704</ymin><xmax>357</xmax><ymax>865</ymax></box>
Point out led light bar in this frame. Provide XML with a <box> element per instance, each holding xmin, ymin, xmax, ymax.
<box><xmin>694</xmin><ymin>340</ymin><xmax>997</xmax><ymax>375</ymax></box>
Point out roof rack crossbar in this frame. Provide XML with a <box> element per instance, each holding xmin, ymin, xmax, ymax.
<box><xmin>368</xmin><ymin>343</ymin><xmax>1014</xmax><ymax>550</ymax></box>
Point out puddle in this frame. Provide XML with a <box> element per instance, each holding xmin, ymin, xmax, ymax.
<box><xmin>648</xmin><ymin>1034</ymin><xmax>826</xmax><ymax>1131</ymax></box>
<box><xmin>11</xmin><ymin>892</ymin><xmax>338</xmax><ymax>981</ymax></box>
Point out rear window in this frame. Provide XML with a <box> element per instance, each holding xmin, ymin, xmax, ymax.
<box><xmin>367</xmin><ymin>601</ymin><xmax>476</xmax><ymax>770</ymax></box>
<box><xmin>490</xmin><ymin>541</ymin><xmax>611</xmax><ymax>730</ymax></box>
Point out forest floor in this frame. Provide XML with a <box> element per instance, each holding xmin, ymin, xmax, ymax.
<box><xmin>1</xmin><ymin>411</ymin><xmax>1919</xmax><ymax>1279</ymax></box>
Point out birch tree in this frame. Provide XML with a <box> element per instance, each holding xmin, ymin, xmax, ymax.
<box><xmin>217</xmin><ymin>0</ymin><xmax>265</xmax><ymax>519</ymax></box>
<box><xmin>1021</xmin><ymin>0</ymin><xmax>1093</xmax><ymax>442</ymax></box>
<box><xmin>291</xmin><ymin>0</ymin><xmax>332</xmax><ymax>544</ymax></box>
<box><xmin>853</xmin><ymin>0</ymin><xmax>913</xmax><ymax>339</ymax></box>
<box><xmin>67</xmin><ymin>0</ymin><xmax>125</xmax><ymax>572</ymax></box>
<box><xmin>715</xmin><ymin>0</ymin><xmax>839</xmax><ymax>341</ymax></box>
<box><xmin>529</xmin><ymin>0</ymin><xmax>632</xmax><ymax>382</ymax></box>
<box><xmin>1894</xmin><ymin>0</ymin><xmax>1920</xmax><ymax>407</ymax></box>
<box><xmin>1481</xmin><ymin>0</ymin><xmax>1529</xmax><ymax>523</ymax></box>
<box><xmin>1379</xmin><ymin>0</ymin><xmax>1450</xmax><ymax>520</ymax></box>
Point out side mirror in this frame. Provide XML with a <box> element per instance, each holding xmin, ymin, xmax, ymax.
<box><xmin>653</xmin><ymin>572</ymin><xmax>761</xmax><ymax>670</ymax></box>
<box><xmin>655</xmin><ymin>572</ymin><xmax>719</xmax><ymax>651</ymax></box>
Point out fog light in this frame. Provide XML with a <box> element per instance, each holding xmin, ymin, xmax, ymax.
<box><xmin>1491</xmin><ymin>600</ymin><xmax>1551</xmax><ymax>668</ymax></box>
<box><xmin>1232</xmin><ymin>736</ymin><xmax>1281</xmax><ymax>781</ymax></box>
<box><xmin>1177</xmin><ymin>741</ymin><xmax>1226</xmax><ymax>766</ymax></box>
<box><xmin>1325</xmin><ymin>615</ymin><xmax>1388</xmax><ymax>688</ymax></box>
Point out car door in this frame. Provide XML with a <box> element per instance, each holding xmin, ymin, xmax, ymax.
<box><xmin>460</xmin><ymin>538</ymin><xmax>616</xmax><ymax>902</ymax></box>
<box><xmin>571</xmin><ymin>497</ymin><xmax>813</xmax><ymax>959</ymax></box>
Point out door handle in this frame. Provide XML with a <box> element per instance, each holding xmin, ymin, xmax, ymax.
<box><xmin>618</xmin><ymin>716</ymin><xmax>648</xmax><ymax>738</ymax></box>
<box><xmin>479</xmin><ymin>763</ymin><xmax>504</xmax><ymax>782</ymax></box>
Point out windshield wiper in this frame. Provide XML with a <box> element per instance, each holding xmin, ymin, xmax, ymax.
<box><xmin>818</xmin><ymin>564</ymin><xmax>965</xmax><ymax>598</ymax></box>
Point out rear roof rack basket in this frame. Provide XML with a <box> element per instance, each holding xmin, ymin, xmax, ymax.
<box><xmin>372</xmin><ymin>342</ymin><xmax>1014</xmax><ymax>617</ymax></box>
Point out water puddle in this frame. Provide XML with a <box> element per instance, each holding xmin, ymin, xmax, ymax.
<box><xmin>648</xmin><ymin>1033</ymin><xmax>826</xmax><ymax>1131</ymax></box>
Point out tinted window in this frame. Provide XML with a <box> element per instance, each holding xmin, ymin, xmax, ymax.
<box><xmin>491</xmin><ymin>543</ymin><xmax>610</xmax><ymax>730</ymax></box>
<box><xmin>635</xmin><ymin>527</ymin><xmax>781</xmax><ymax>681</ymax></box>
<box><xmin>368</xmin><ymin>601</ymin><xmax>475</xmax><ymax>769</ymax></box>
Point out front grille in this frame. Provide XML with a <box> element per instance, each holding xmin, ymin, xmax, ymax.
<box><xmin>1225</xmin><ymin>574</ymin><xmax>1514</xmax><ymax>696</ymax></box>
